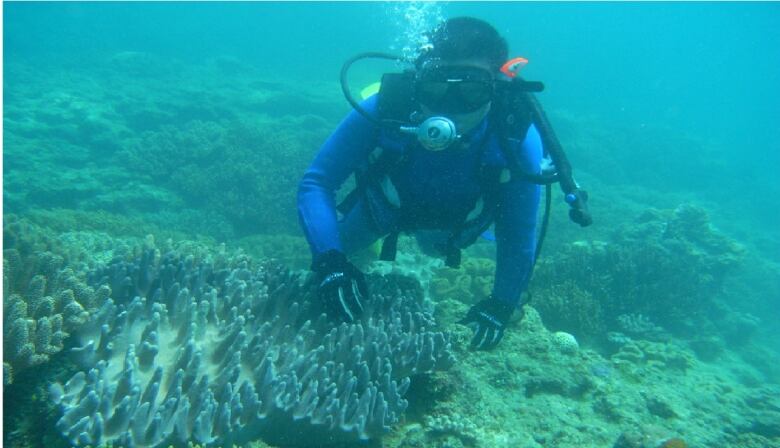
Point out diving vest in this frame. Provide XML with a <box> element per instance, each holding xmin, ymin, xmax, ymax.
<box><xmin>337</xmin><ymin>95</ymin><xmax>535</xmax><ymax>268</ymax></box>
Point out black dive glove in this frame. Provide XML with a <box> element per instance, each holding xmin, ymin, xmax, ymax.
<box><xmin>312</xmin><ymin>250</ymin><xmax>368</xmax><ymax>323</ymax></box>
<box><xmin>460</xmin><ymin>297</ymin><xmax>518</xmax><ymax>351</ymax></box>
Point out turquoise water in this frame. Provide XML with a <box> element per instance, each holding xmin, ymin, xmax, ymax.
<box><xmin>4</xmin><ymin>2</ymin><xmax>780</xmax><ymax>447</ymax></box>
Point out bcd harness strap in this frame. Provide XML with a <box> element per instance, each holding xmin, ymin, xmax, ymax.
<box><xmin>337</xmin><ymin>123</ymin><xmax>514</xmax><ymax>269</ymax></box>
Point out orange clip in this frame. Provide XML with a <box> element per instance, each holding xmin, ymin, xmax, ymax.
<box><xmin>500</xmin><ymin>57</ymin><xmax>529</xmax><ymax>78</ymax></box>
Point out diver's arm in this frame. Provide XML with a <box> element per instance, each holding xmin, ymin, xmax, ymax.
<box><xmin>297</xmin><ymin>96</ymin><xmax>380</xmax><ymax>257</ymax></box>
<box><xmin>492</xmin><ymin>123</ymin><xmax>543</xmax><ymax>307</ymax></box>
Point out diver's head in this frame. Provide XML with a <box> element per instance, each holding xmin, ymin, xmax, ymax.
<box><xmin>413</xmin><ymin>17</ymin><xmax>508</xmax><ymax>134</ymax></box>
<box><xmin>415</xmin><ymin>17</ymin><xmax>508</xmax><ymax>73</ymax></box>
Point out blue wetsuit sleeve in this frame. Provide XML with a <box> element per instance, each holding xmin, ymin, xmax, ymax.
<box><xmin>492</xmin><ymin>123</ymin><xmax>543</xmax><ymax>307</ymax></box>
<box><xmin>297</xmin><ymin>96</ymin><xmax>380</xmax><ymax>257</ymax></box>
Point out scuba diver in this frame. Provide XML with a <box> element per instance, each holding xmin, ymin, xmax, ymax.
<box><xmin>297</xmin><ymin>17</ymin><xmax>590</xmax><ymax>350</ymax></box>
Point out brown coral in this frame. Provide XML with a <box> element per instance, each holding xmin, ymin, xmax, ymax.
<box><xmin>431</xmin><ymin>256</ymin><xmax>495</xmax><ymax>303</ymax></box>
<box><xmin>529</xmin><ymin>204</ymin><xmax>745</xmax><ymax>340</ymax></box>
<box><xmin>3</xmin><ymin>216</ymin><xmax>108</xmax><ymax>383</ymax></box>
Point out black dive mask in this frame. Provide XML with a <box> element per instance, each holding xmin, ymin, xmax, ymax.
<box><xmin>341</xmin><ymin>53</ymin><xmax>539</xmax><ymax>151</ymax></box>
<box><xmin>414</xmin><ymin>65</ymin><xmax>495</xmax><ymax>114</ymax></box>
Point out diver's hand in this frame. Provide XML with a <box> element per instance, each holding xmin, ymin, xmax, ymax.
<box><xmin>459</xmin><ymin>297</ymin><xmax>517</xmax><ymax>350</ymax></box>
<box><xmin>313</xmin><ymin>250</ymin><xmax>368</xmax><ymax>323</ymax></box>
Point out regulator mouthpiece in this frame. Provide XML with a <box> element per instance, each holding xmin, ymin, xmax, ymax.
<box><xmin>400</xmin><ymin>116</ymin><xmax>459</xmax><ymax>151</ymax></box>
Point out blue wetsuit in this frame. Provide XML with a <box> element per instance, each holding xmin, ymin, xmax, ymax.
<box><xmin>297</xmin><ymin>96</ymin><xmax>542</xmax><ymax>308</ymax></box>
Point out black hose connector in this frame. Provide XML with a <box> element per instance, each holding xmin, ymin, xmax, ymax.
<box><xmin>522</xmin><ymin>90</ymin><xmax>593</xmax><ymax>227</ymax></box>
<box><xmin>339</xmin><ymin>52</ymin><xmax>408</xmax><ymax>128</ymax></box>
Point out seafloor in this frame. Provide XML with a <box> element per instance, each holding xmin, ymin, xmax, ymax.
<box><xmin>3</xmin><ymin>54</ymin><xmax>779</xmax><ymax>448</ymax></box>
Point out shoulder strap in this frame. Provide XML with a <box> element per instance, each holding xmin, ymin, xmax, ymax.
<box><xmin>493</xmin><ymin>88</ymin><xmax>535</xmax><ymax>144</ymax></box>
<box><xmin>336</xmin><ymin>139</ymin><xmax>408</xmax><ymax>215</ymax></box>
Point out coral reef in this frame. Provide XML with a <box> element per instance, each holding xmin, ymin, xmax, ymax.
<box><xmin>428</xmin><ymin>296</ymin><xmax>780</xmax><ymax>448</ymax></box>
<box><xmin>551</xmin><ymin>331</ymin><xmax>580</xmax><ymax>354</ymax></box>
<box><xmin>530</xmin><ymin>204</ymin><xmax>745</xmax><ymax>340</ymax></box>
<box><xmin>430</xmin><ymin>256</ymin><xmax>495</xmax><ymax>304</ymax></box>
<box><xmin>3</xmin><ymin>216</ymin><xmax>108</xmax><ymax>384</ymax></box>
<box><xmin>51</xmin><ymin>244</ymin><xmax>454</xmax><ymax>446</ymax></box>
<box><xmin>368</xmin><ymin>240</ymin><xmax>446</xmax><ymax>294</ymax></box>
<box><xmin>116</xmin><ymin>116</ymin><xmax>328</xmax><ymax>236</ymax></box>
<box><xmin>4</xmin><ymin>57</ymin><xmax>340</xmax><ymax>240</ymax></box>
<box><xmin>616</xmin><ymin>314</ymin><xmax>668</xmax><ymax>341</ymax></box>
<box><xmin>424</xmin><ymin>412</ymin><xmax>479</xmax><ymax>446</ymax></box>
<box><xmin>611</xmin><ymin>339</ymin><xmax>696</xmax><ymax>376</ymax></box>
<box><xmin>234</xmin><ymin>233</ymin><xmax>311</xmax><ymax>271</ymax></box>
<box><xmin>528</xmin><ymin>277</ymin><xmax>604</xmax><ymax>338</ymax></box>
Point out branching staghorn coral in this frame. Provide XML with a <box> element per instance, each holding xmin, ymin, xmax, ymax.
<box><xmin>51</xmin><ymin>245</ymin><xmax>454</xmax><ymax>447</ymax></box>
